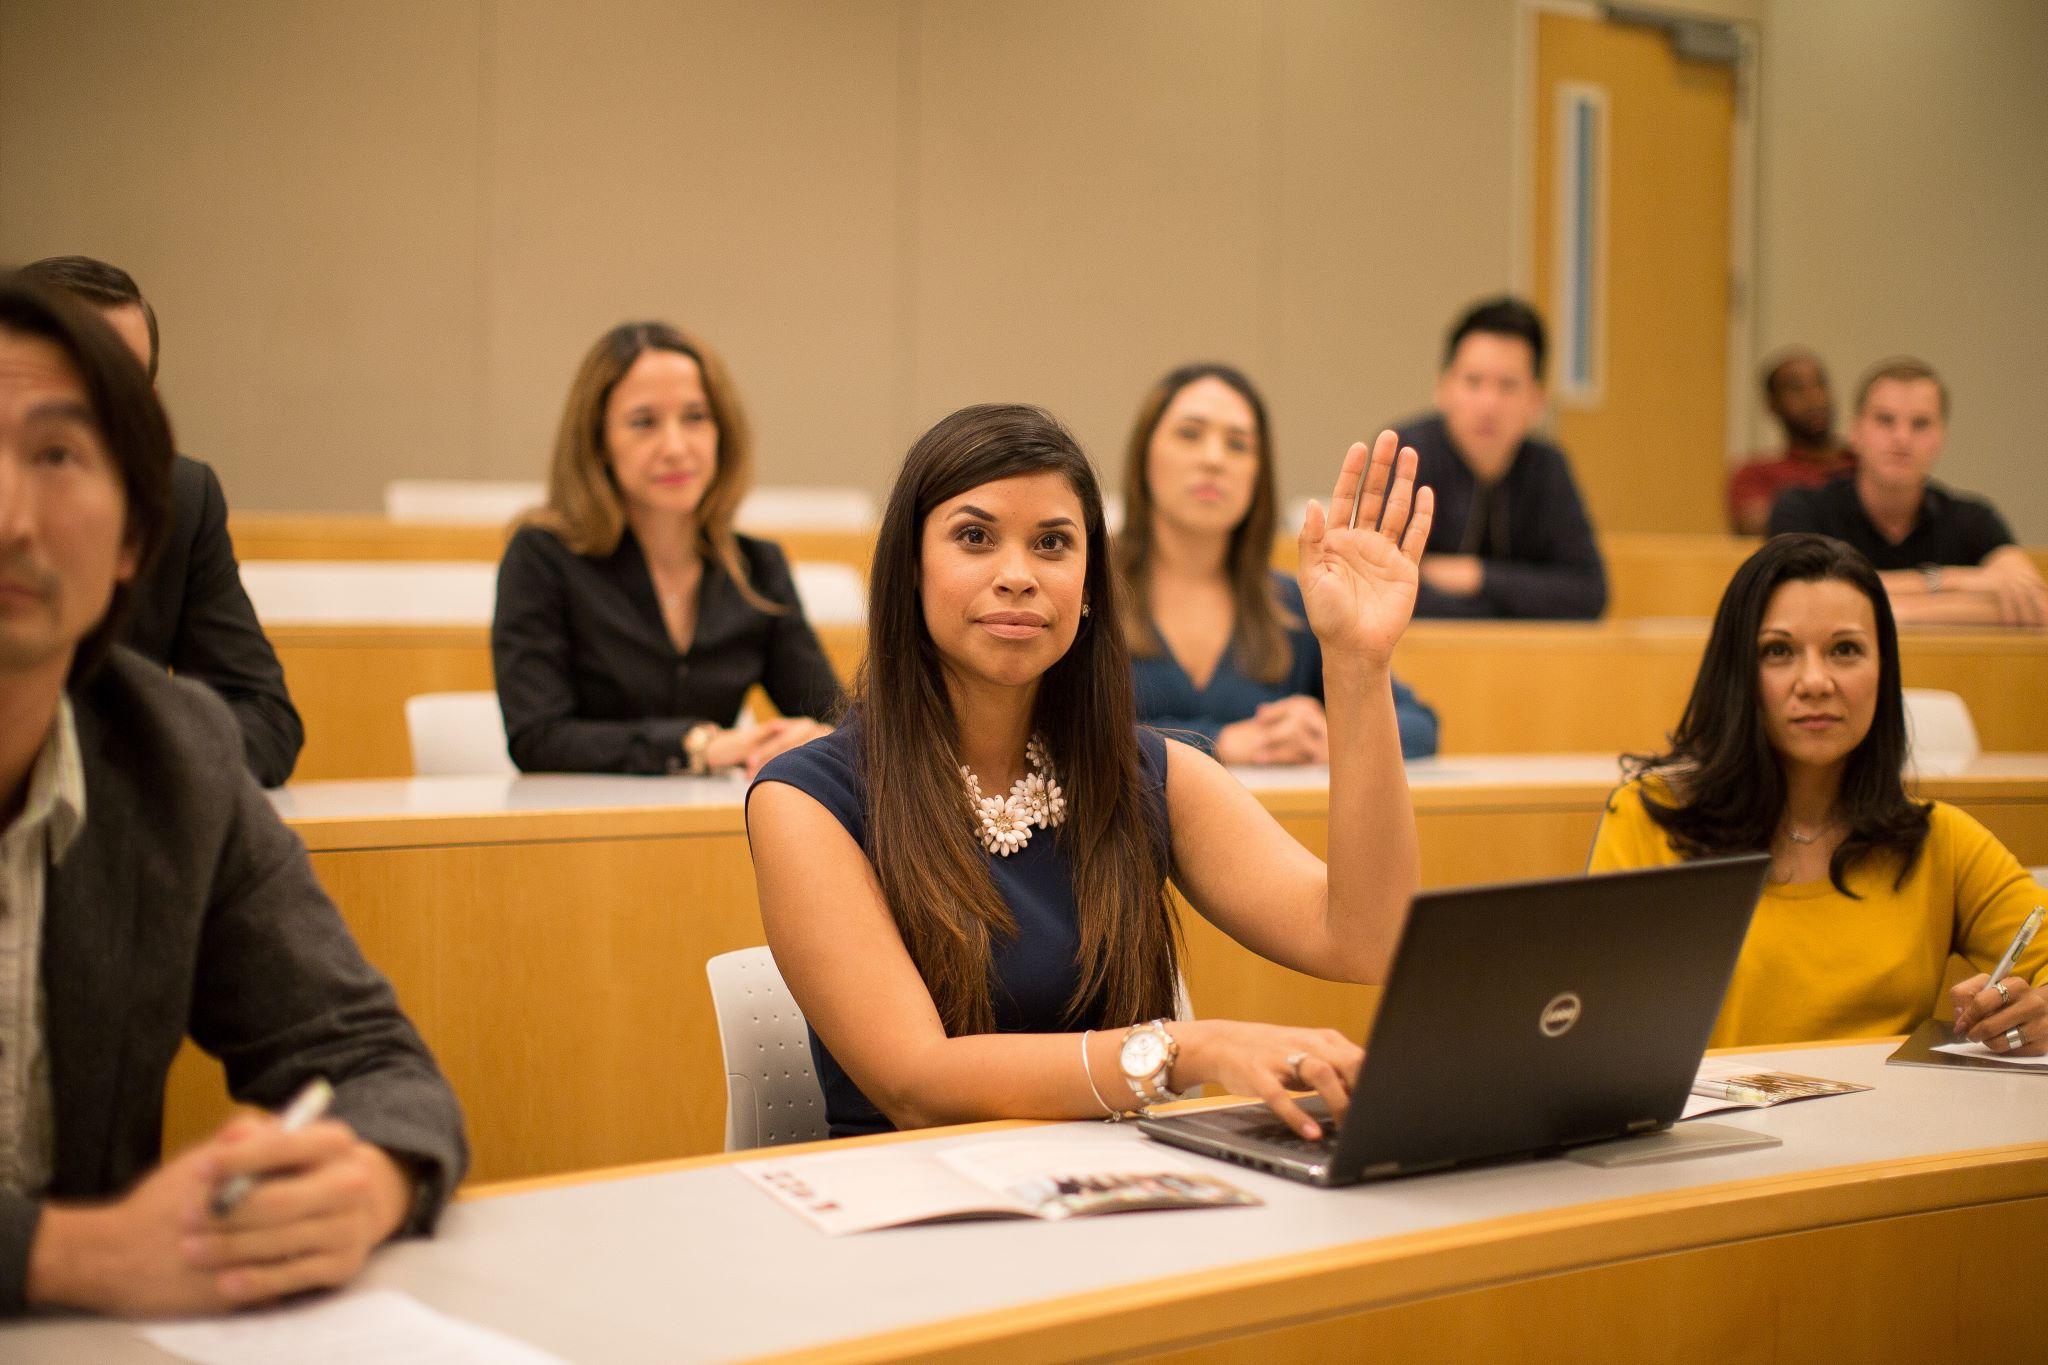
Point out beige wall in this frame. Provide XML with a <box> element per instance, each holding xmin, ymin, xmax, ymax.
<box><xmin>1754</xmin><ymin>0</ymin><xmax>2048</xmax><ymax>541</ymax></box>
<box><xmin>0</xmin><ymin>0</ymin><xmax>1517</xmax><ymax>513</ymax></box>
<box><xmin>4</xmin><ymin>0</ymin><xmax>2041</xmax><ymax>539</ymax></box>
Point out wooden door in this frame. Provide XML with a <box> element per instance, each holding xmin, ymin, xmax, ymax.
<box><xmin>1533</xmin><ymin>11</ymin><xmax>1736</xmax><ymax>534</ymax></box>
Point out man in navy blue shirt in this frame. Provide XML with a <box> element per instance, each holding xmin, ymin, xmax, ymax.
<box><xmin>1393</xmin><ymin>298</ymin><xmax>1607</xmax><ymax>619</ymax></box>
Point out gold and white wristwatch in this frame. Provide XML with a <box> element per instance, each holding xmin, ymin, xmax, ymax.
<box><xmin>1118</xmin><ymin>1019</ymin><xmax>1183</xmax><ymax>1108</ymax></box>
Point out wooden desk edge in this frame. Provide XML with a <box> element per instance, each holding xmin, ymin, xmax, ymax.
<box><xmin>760</xmin><ymin>1143</ymin><xmax>2048</xmax><ymax>1365</ymax></box>
<box><xmin>460</xmin><ymin>1039</ymin><xmax>2047</xmax><ymax>1365</ymax></box>
<box><xmin>283</xmin><ymin>772</ymin><xmax>2048</xmax><ymax>851</ymax></box>
<box><xmin>288</xmin><ymin>804</ymin><xmax>749</xmax><ymax>851</ymax></box>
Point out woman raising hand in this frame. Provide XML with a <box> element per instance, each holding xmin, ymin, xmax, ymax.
<box><xmin>748</xmin><ymin>409</ymin><xmax>1431</xmax><ymax>1143</ymax></box>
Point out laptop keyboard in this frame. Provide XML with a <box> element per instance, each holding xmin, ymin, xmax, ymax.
<box><xmin>1212</xmin><ymin>1102</ymin><xmax>1338</xmax><ymax>1154</ymax></box>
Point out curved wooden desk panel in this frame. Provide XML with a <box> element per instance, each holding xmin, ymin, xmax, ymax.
<box><xmin>1390</xmin><ymin>619</ymin><xmax>2048</xmax><ymax>755</ymax></box>
<box><xmin>159</xmin><ymin>763</ymin><xmax>2048</xmax><ymax>1186</ymax></box>
<box><xmin>266</xmin><ymin>618</ymin><xmax>2046</xmax><ymax>781</ymax></box>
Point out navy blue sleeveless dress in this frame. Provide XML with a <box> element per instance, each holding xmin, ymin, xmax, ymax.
<box><xmin>747</xmin><ymin>722</ymin><xmax>1171</xmax><ymax>1138</ymax></box>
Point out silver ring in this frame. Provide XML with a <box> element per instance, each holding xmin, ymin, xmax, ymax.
<box><xmin>1992</xmin><ymin>980</ymin><xmax>2013</xmax><ymax>1008</ymax></box>
<box><xmin>2005</xmin><ymin>1027</ymin><xmax>2027</xmax><ymax>1051</ymax></box>
<box><xmin>1283</xmin><ymin>1051</ymin><xmax>1309</xmax><ymax>1083</ymax></box>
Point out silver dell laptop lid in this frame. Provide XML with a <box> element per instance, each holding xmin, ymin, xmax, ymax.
<box><xmin>1139</xmin><ymin>854</ymin><xmax>1770</xmax><ymax>1186</ymax></box>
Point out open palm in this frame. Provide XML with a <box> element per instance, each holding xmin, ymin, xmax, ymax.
<box><xmin>1297</xmin><ymin>432</ymin><xmax>1434</xmax><ymax>665</ymax></box>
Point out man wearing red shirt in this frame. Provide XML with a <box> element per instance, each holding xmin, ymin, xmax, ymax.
<box><xmin>1727</xmin><ymin>347</ymin><xmax>1854</xmax><ymax>534</ymax></box>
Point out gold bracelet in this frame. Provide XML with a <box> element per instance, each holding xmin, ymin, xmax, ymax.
<box><xmin>1079</xmin><ymin>1029</ymin><xmax>1122</xmax><ymax>1120</ymax></box>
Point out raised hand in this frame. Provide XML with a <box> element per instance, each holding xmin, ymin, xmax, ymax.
<box><xmin>1297</xmin><ymin>431</ymin><xmax>1434</xmax><ymax>666</ymax></box>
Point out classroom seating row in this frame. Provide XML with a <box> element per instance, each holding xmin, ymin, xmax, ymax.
<box><xmin>229</xmin><ymin>512</ymin><xmax>2048</xmax><ymax>620</ymax></box>
<box><xmin>164</xmin><ymin>760</ymin><xmax>2048</xmax><ymax>1185</ymax></box>
<box><xmin>263</xmin><ymin>616</ymin><xmax>2048</xmax><ymax>781</ymax></box>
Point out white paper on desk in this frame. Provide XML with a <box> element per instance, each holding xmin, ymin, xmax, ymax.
<box><xmin>737</xmin><ymin>1147</ymin><xmax>1026</xmax><ymax>1235</ymax></box>
<box><xmin>140</xmin><ymin>1288</ymin><xmax>568</xmax><ymax>1365</ymax></box>
<box><xmin>738</xmin><ymin>1136</ymin><xmax>1254</xmax><ymax>1234</ymax></box>
<box><xmin>1934</xmin><ymin>1040</ymin><xmax>2048</xmax><ymax>1067</ymax></box>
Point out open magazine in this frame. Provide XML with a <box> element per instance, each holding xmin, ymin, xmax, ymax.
<box><xmin>737</xmin><ymin>1137</ymin><xmax>1259</xmax><ymax>1235</ymax></box>
<box><xmin>1679</xmin><ymin>1057</ymin><xmax>1871</xmax><ymax>1120</ymax></box>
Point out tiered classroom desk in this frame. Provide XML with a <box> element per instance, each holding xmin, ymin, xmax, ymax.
<box><xmin>257</xmin><ymin>616</ymin><xmax>2048</xmax><ymax>780</ymax></box>
<box><xmin>162</xmin><ymin>758</ymin><xmax>2048</xmax><ymax>1185</ymax></box>
<box><xmin>229</xmin><ymin>517</ymin><xmax>2048</xmax><ymax>780</ymax></box>
<box><xmin>31</xmin><ymin>1041</ymin><xmax>2048</xmax><ymax>1363</ymax></box>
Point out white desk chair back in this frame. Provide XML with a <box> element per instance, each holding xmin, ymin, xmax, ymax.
<box><xmin>406</xmin><ymin>692</ymin><xmax>516</xmax><ymax>777</ymax></box>
<box><xmin>705</xmin><ymin>947</ymin><xmax>828</xmax><ymax>1150</ymax></box>
<box><xmin>384</xmin><ymin>479</ymin><xmax>545</xmax><ymax>524</ymax></box>
<box><xmin>790</xmin><ymin>562</ymin><xmax>866</xmax><ymax>626</ymax></box>
<box><xmin>1903</xmin><ymin>689</ymin><xmax>1980</xmax><ymax>776</ymax></box>
<box><xmin>738</xmin><ymin>486</ymin><xmax>879</xmax><ymax>532</ymax></box>
<box><xmin>239</xmin><ymin>561</ymin><xmax>497</xmax><ymax>626</ymax></box>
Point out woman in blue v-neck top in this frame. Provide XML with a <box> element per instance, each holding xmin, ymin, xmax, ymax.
<box><xmin>747</xmin><ymin>404</ymin><xmax>1439</xmax><ymax>1144</ymax></box>
<box><xmin>1115</xmin><ymin>364</ymin><xmax>1438</xmax><ymax>761</ymax></box>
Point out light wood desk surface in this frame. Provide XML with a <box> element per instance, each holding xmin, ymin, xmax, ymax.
<box><xmin>231</xmin><ymin>512</ymin><xmax>874</xmax><ymax>576</ymax></box>
<box><xmin>31</xmin><ymin>1042</ymin><xmax>2048</xmax><ymax>1363</ymax></box>
<box><xmin>154</xmin><ymin>758</ymin><xmax>2048</xmax><ymax>1187</ymax></box>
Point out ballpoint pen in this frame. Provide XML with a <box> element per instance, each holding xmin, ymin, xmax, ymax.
<box><xmin>209</xmin><ymin>1077</ymin><xmax>333</xmax><ymax>1218</ymax></box>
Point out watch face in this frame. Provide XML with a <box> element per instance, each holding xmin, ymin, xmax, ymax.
<box><xmin>1121</xmin><ymin>1031</ymin><xmax>1165</xmax><ymax>1078</ymax></box>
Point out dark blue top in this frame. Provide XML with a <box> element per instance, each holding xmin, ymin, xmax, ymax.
<box><xmin>1394</xmin><ymin>412</ymin><xmax>1608</xmax><ymax>620</ymax></box>
<box><xmin>1132</xmin><ymin>573</ymin><xmax>1440</xmax><ymax>759</ymax></box>
<box><xmin>747</xmin><ymin>722</ymin><xmax>1172</xmax><ymax>1138</ymax></box>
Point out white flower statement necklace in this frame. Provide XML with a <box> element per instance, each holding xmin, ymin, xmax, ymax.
<box><xmin>962</xmin><ymin>735</ymin><xmax>1067</xmax><ymax>856</ymax></box>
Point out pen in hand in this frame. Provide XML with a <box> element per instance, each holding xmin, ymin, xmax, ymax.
<box><xmin>1956</xmin><ymin>905</ymin><xmax>2043</xmax><ymax>1035</ymax></box>
<box><xmin>209</xmin><ymin>1077</ymin><xmax>334</xmax><ymax>1219</ymax></box>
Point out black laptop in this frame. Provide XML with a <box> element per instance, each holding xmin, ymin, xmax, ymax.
<box><xmin>1139</xmin><ymin>854</ymin><xmax>1771</xmax><ymax>1185</ymax></box>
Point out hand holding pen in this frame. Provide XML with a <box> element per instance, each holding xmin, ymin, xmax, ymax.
<box><xmin>1951</xmin><ymin>905</ymin><xmax>2046</xmax><ymax>1055</ymax></box>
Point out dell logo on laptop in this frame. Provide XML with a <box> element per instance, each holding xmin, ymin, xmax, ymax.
<box><xmin>1540</xmin><ymin>993</ymin><xmax>1582</xmax><ymax>1037</ymax></box>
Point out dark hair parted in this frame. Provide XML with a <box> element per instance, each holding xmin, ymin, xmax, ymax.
<box><xmin>1621</xmin><ymin>533</ymin><xmax>1930</xmax><ymax>895</ymax></box>
<box><xmin>1115</xmin><ymin>363</ymin><xmax>1292</xmax><ymax>684</ymax></box>
<box><xmin>0</xmin><ymin>272</ymin><xmax>175</xmax><ymax>682</ymax></box>
<box><xmin>857</xmin><ymin>403</ymin><xmax>1179</xmax><ymax>1036</ymax></box>
<box><xmin>19</xmin><ymin>255</ymin><xmax>159</xmax><ymax>381</ymax></box>
<box><xmin>524</xmin><ymin>320</ymin><xmax>780</xmax><ymax>613</ymax></box>
<box><xmin>1443</xmin><ymin>295</ymin><xmax>1547</xmax><ymax>383</ymax></box>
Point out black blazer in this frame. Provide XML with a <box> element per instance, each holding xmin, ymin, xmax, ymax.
<box><xmin>492</xmin><ymin>526</ymin><xmax>845</xmax><ymax>773</ymax></box>
<box><xmin>0</xmin><ymin>650</ymin><xmax>467</xmax><ymax>1314</ymax></box>
<box><xmin>122</xmin><ymin>455</ymin><xmax>304</xmax><ymax>786</ymax></box>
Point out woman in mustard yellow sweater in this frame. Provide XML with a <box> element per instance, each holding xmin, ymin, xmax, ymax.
<box><xmin>1589</xmin><ymin>533</ymin><xmax>2047</xmax><ymax>1052</ymax></box>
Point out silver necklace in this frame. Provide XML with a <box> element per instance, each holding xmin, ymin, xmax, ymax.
<box><xmin>1784</xmin><ymin>817</ymin><xmax>1838</xmax><ymax>846</ymax></box>
<box><xmin>962</xmin><ymin>736</ymin><xmax>1067</xmax><ymax>857</ymax></box>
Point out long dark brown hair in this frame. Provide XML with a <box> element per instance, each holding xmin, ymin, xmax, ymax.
<box><xmin>857</xmin><ymin>403</ymin><xmax>1179</xmax><ymax>1036</ymax></box>
<box><xmin>523</xmin><ymin>320</ymin><xmax>779</xmax><ymax>612</ymax></box>
<box><xmin>1114</xmin><ymin>363</ymin><xmax>1291</xmax><ymax>683</ymax></box>
<box><xmin>1622</xmin><ymin>533</ymin><xmax>1930</xmax><ymax>895</ymax></box>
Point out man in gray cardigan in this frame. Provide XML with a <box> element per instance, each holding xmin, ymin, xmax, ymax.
<box><xmin>0</xmin><ymin>275</ymin><xmax>465</xmax><ymax>1316</ymax></box>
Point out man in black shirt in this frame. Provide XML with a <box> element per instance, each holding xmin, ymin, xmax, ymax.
<box><xmin>1393</xmin><ymin>297</ymin><xmax>1606</xmax><ymax>619</ymax></box>
<box><xmin>20</xmin><ymin>257</ymin><xmax>303</xmax><ymax>782</ymax></box>
<box><xmin>1769</xmin><ymin>357</ymin><xmax>2045</xmax><ymax>626</ymax></box>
